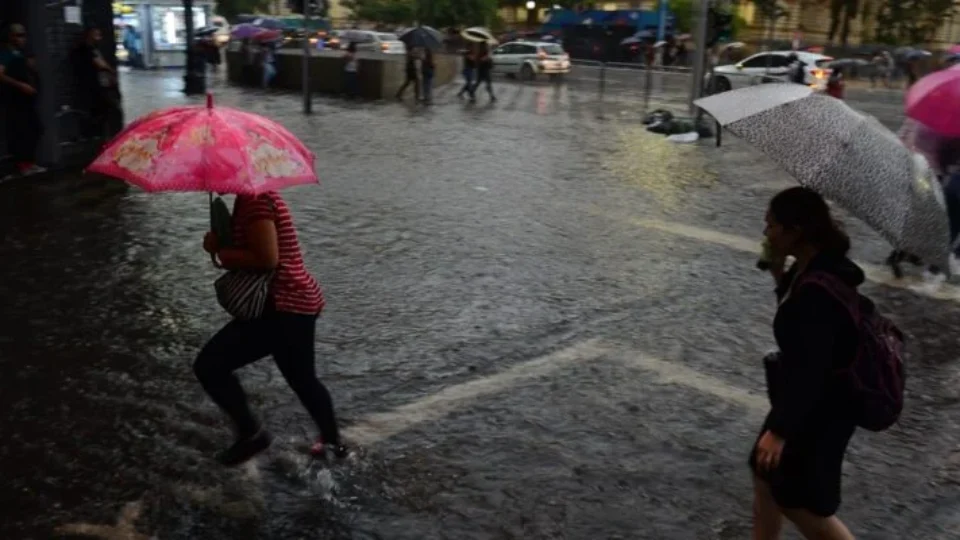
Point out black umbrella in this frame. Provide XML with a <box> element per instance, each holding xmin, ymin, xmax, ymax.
<box><xmin>399</xmin><ymin>25</ymin><xmax>444</xmax><ymax>50</ymax></box>
<box><xmin>195</xmin><ymin>26</ymin><xmax>219</xmax><ymax>37</ymax></box>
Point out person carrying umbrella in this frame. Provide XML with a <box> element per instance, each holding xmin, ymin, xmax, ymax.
<box><xmin>395</xmin><ymin>48</ymin><xmax>420</xmax><ymax>101</ymax></box>
<box><xmin>0</xmin><ymin>23</ymin><xmax>44</xmax><ymax>179</ymax></box>
<box><xmin>86</xmin><ymin>96</ymin><xmax>348</xmax><ymax>466</ymax></box>
<box><xmin>457</xmin><ymin>43</ymin><xmax>477</xmax><ymax>99</ymax></box>
<box><xmin>421</xmin><ymin>47</ymin><xmax>435</xmax><ymax>104</ymax></box>
<box><xmin>470</xmin><ymin>42</ymin><xmax>496</xmax><ymax>103</ymax></box>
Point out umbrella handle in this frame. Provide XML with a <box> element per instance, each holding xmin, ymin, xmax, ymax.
<box><xmin>207</xmin><ymin>191</ymin><xmax>223</xmax><ymax>269</ymax></box>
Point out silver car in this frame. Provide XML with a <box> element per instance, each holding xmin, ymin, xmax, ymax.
<box><xmin>337</xmin><ymin>30</ymin><xmax>406</xmax><ymax>54</ymax></box>
<box><xmin>491</xmin><ymin>41</ymin><xmax>571</xmax><ymax>80</ymax></box>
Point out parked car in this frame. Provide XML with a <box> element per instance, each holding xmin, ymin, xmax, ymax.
<box><xmin>491</xmin><ymin>41</ymin><xmax>571</xmax><ymax>80</ymax></box>
<box><xmin>708</xmin><ymin>50</ymin><xmax>834</xmax><ymax>93</ymax></box>
<box><xmin>337</xmin><ymin>30</ymin><xmax>406</xmax><ymax>54</ymax></box>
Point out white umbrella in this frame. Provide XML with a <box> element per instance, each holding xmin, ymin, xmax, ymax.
<box><xmin>723</xmin><ymin>41</ymin><xmax>746</xmax><ymax>50</ymax></box>
<box><xmin>695</xmin><ymin>84</ymin><xmax>951</xmax><ymax>271</ymax></box>
<box><xmin>461</xmin><ymin>27</ymin><xmax>497</xmax><ymax>44</ymax></box>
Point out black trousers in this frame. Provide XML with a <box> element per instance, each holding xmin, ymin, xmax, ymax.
<box><xmin>5</xmin><ymin>96</ymin><xmax>40</xmax><ymax>165</ymax></box>
<box><xmin>395</xmin><ymin>71</ymin><xmax>419</xmax><ymax>99</ymax></box>
<box><xmin>471</xmin><ymin>69</ymin><xmax>494</xmax><ymax>98</ymax></box>
<box><xmin>193</xmin><ymin>309</ymin><xmax>341</xmax><ymax>445</ymax></box>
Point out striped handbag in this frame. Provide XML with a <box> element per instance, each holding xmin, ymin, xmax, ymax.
<box><xmin>214</xmin><ymin>270</ymin><xmax>275</xmax><ymax>320</ymax></box>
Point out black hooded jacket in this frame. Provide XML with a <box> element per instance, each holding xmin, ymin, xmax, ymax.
<box><xmin>765</xmin><ymin>252</ymin><xmax>864</xmax><ymax>441</ymax></box>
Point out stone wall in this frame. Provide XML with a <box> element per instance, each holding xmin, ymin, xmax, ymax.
<box><xmin>226</xmin><ymin>50</ymin><xmax>460</xmax><ymax>100</ymax></box>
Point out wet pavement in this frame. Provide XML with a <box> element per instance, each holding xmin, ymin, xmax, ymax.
<box><xmin>2</xmin><ymin>69</ymin><xmax>960</xmax><ymax>539</ymax></box>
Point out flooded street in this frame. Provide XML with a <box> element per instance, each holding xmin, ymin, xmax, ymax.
<box><xmin>2</xmin><ymin>70</ymin><xmax>959</xmax><ymax>539</ymax></box>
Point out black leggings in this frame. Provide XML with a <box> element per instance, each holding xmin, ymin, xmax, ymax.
<box><xmin>193</xmin><ymin>310</ymin><xmax>340</xmax><ymax>445</ymax></box>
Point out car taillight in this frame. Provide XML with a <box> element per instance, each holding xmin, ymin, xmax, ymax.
<box><xmin>812</xmin><ymin>68</ymin><xmax>830</xmax><ymax>79</ymax></box>
<box><xmin>538</xmin><ymin>50</ymin><xmax>547</xmax><ymax>59</ymax></box>
<box><xmin>381</xmin><ymin>43</ymin><xmax>389</xmax><ymax>51</ymax></box>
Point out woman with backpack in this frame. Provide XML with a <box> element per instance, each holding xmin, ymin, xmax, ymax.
<box><xmin>752</xmin><ymin>187</ymin><xmax>865</xmax><ymax>540</ymax></box>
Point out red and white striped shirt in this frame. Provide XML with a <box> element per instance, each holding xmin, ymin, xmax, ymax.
<box><xmin>232</xmin><ymin>192</ymin><xmax>324</xmax><ymax>315</ymax></box>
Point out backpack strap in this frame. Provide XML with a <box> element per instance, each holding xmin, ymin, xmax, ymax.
<box><xmin>794</xmin><ymin>271</ymin><xmax>861</xmax><ymax>324</ymax></box>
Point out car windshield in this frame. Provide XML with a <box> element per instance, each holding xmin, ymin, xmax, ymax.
<box><xmin>378</xmin><ymin>33</ymin><xmax>399</xmax><ymax>41</ymax></box>
<box><xmin>540</xmin><ymin>44</ymin><xmax>564</xmax><ymax>55</ymax></box>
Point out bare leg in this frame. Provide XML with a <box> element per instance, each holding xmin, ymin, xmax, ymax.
<box><xmin>753</xmin><ymin>476</ymin><xmax>784</xmax><ymax>540</ymax></box>
<box><xmin>781</xmin><ymin>508</ymin><xmax>855</xmax><ymax>540</ymax></box>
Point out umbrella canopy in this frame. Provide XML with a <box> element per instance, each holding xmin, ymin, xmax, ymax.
<box><xmin>251</xmin><ymin>17</ymin><xmax>285</xmax><ymax>30</ymax></box>
<box><xmin>195</xmin><ymin>26</ymin><xmax>219</xmax><ymax>37</ymax></box>
<box><xmin>461</xmin><ymin>26</ymin><xmax>496</xmax><ymax>44</ymax></box>
<box><xmin>399</xmin><ymin>25</ymin><xmax>444</xmax><ymax>50</ymax></box>
<box><xmin>231</xmin><ymin>24</ymin><xmax>267</xmax><ymax>40</ymax></box>
<box><xmin>904</xmin><ymin>49</ymin><xmax>932</xmax><ymax>60</ymax></box>
<box><xmin>86</xmin><ymin>94</ymin><xmax>317</xmax><ymax>195</ymax></box>
<box><xmin>945</xmin><ymin>52</ymin><xmax>960</xmax><ymax>63</ymax></box>
<box><xmin>695</xmin><ymin>84</ymin><xmax>950</xmax><ymax>270</ymax></box>
<box><xmin>906</xmin><ymin>67</ymin><xmax>960</xmax><ymax>137</ymax></box>
<box><xmin>723</xmin><ymin>41</ymin><xmax>746</xmax><ymax>50</ymax></box>
<box><xmin>620</xmin><ymin>36</ymin><xmax>645</xmax><ymax>46</ymax></box>
<box><xmin>949</xmin><ymin>44</ymin><xmax>960</xmax><ymax>55</ymax></box>
<box><xmin>253</xmin><ymin>29</ymin><xmax>283</xmax><ymax>42</ymax></box>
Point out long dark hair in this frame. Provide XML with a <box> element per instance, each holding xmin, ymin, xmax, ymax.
<box><xmin>769</xmin><ymin>186</ymin><xmax>851</xmax><ymax>257</ymax></box>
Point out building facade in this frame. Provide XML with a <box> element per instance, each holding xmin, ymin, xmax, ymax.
<box><xmin>1</xmin><ymin>0</ymin><xmax>118</xmax><ymax>169</ymax></box>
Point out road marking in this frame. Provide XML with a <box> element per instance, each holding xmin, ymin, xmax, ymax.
<box><xmin>612</xmin><ymin>349</ymin><xmax>766</xmax><ymax>414</ymax></box>
<box><xmin>345</xmin><ymin>338</ymin><xmax>609</xmax><ymax>446</ymax></box>
<box><xmin>634</xmin><ymin>218</ymin><xmax>960</xmax><ymax>303</ymax></box>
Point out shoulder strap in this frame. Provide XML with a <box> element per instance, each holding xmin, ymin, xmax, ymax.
<box><xmin>795</xmin><ymin>271</ymin><xmax>861</xmax><ymax>323</ymax></box>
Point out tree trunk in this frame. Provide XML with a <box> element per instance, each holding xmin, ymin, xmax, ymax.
<box><xmin>826</xmin><ymin>0</ymin><xmax>844</xmax><ymax>43</ymax></box>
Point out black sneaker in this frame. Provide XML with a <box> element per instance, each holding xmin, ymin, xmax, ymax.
<box><xmin>216</xmin><ymin>429</ymin><xmax>273</xmax><ymax>466</ymax></box>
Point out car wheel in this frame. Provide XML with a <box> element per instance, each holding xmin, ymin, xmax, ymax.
<box><xmin>520</xmin><ymin>63</ymin><xmax>535</xmax><ymax>81</ymax></box>
<box><xmin>711</xmin><ymin>76</ymin><xmax>731</xmax><ymax>94</ymax></box>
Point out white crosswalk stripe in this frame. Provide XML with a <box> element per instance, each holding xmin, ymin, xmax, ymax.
<box><xmin>633</xmin><ymin>218</ymin><xmax>960</xmax><ymax>303</ymax></box>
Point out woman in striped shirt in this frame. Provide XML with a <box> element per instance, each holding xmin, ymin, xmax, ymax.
<box><xmin>197</xmin><ymin>191</ymin><xmax>345</xmax><ymax>465</ymax></box>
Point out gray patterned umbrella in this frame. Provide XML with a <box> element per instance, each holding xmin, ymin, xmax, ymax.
<box><xmin>695</xmin><ymin>84</ymin><xmax>951</xmax><ymax>271</ymax></box>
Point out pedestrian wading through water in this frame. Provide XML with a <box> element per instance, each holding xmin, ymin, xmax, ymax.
<box><xmin>196</xmin><ymin>191</ymin><xmax>347</xmax><ymax>466</ymax></box>
<box><xmin>752</xmin><ymin>186</ymin><xmax>904</xmax><ymax>540</ymax></box>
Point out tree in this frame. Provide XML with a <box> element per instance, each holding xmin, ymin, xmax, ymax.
<box><xmin>874</xmin><ymin>0</ymin><xmax>955</xmax><ymax>44</ymax></box>
<box><xmin>670</xmin><ymin>0</ymin><xmax>695</xmax><ymax>33</ymax></box>
<box><xmin>342</xmin><ymin>0</ymin><xmax>416</xmax><ymax>25</ymax></box>
<box><xmin>820</xmin><ymin>0</ymin><xmax>859</xmax><ymax>46</ymax></box>
<box><xmin>346</xmin><ymin>0</ymin><xmax>497</xmax><ymax>26</ymax></box>
<box><xmin>215</xmin><ymin>0</ymin><xmax>270</xmax><ymax>20</ymax></box>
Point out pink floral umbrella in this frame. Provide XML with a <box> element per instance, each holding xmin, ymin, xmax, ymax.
<box><xmin>87</xmin><ymin>94</ymin><xmax>318</xmax><ymax>194</ymax></box>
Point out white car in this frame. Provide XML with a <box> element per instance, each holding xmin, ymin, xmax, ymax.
<box><xmin>709</xmin><ymin>51</ymin><xmax>834</xmax><ymax>94</ymax></box>
<box><xmin>491</xmin><ymin>41</ymin><xmax>571</xmax><ymax>80</ymax></box>
<box><xmin>337</xmin><ymin>30</ymin><xmax>406</xmax><ymax>54</ymax></box>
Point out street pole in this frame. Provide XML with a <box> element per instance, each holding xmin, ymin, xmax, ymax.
<box><xmin>688</xmin><ymin>0</ymin><xmax>709</xmax><ymax>115</ymax></box>
<box><xmin>302</xmin><ymin>1</ymin><xmax>313</xmax><ymax>114</ymax></box>
<box><xmin>183</xmin><ymin>0</ymin><xmax>204</xmax><ymax>94</ymax></box>
<box><xmin>654</xmin><ymin>0</ymin><xmax>668</xmax><ymax>66</ymax></box>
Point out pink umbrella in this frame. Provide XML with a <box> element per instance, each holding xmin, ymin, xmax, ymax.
<box><xmin>949</xmin><ymin>44</ymin><xmax>960</xmax><ymax>55</ymax></box>
<box><xmin>87</xmin><ymin>94</ymin><xmax>317</xmax><ymax>194</ymax></box>
<box><xmin>905</xmin><ymin>67</ymin><xmax>960</xmax><ymax>137</ymax></box>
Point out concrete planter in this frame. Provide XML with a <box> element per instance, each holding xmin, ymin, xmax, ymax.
<box><xmin>226</xmin><ymin>50</ymin><xmax>460</xmax><ymax>100</ymax></box>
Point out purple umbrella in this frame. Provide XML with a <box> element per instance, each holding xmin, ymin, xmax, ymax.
<box><xmin>231</xmin><ymin>24</ymin><xmax>266</xmax><ymax>40</ymax></box>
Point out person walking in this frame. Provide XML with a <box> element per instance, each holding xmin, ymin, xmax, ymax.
<box><xmin>196</xmin><ymin>191</ymin><xmax>346</xmax><ymax>466</ymax></box>
<box><xmin>456</xmin><ymin>43</ymin><xmax>477</xmax><ymax>98</ymax></box>
<box><xmin>261</xmin><ymin>40</ymin><xmax>277</xmax><ymax>89</ymax></box>
<box><xmin>421</xmin><ymin>47</ymin><xmax>435</xmax><ymax>104</ymax></box>
<box><xmin>0</xmin><ymin>23</ymin><xmax>44</xmax><ymax>179</ymax></box>
<box><xmin>470</xmin><ymin>42</ymin><xmax>495</xmax><ymax>103</ymax></box>
<box><xmin>72</xmin><ymin>26</ymin><xmax>119</xmax><ymax>139</ymax></box>
<box><xmin>343</xmin><ymin>42</ymin><xmax>359</xmax><ymax>98</ymax></box>
<box><xmin>395</xmin><ymin>48</ymin><xmax>420</xmax><ymax>101</ymax></box>
<box><xmin>752</xmin><ymin>186</ymin><xmax>860</xmax><ymax>540</ymax></box>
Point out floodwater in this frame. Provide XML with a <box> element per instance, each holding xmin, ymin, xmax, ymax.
<box><xmin>0</xmin><ymin>70</ymin><xmax>958</xmax><ymax>539</ymax></box>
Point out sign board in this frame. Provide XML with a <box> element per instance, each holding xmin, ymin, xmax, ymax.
<box><xmin>65</xmin><ymin>6</ymin><xmax>82</xmax><ymax>24</ymax></box>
